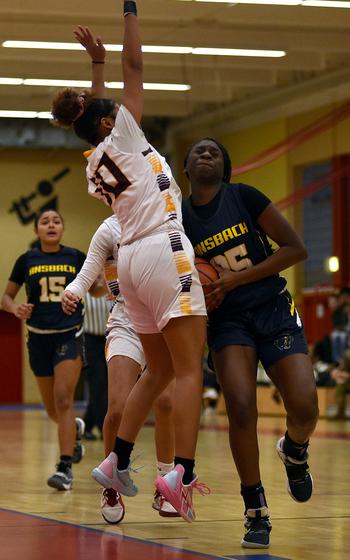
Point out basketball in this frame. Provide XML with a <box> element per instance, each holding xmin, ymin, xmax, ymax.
<box><xmin>195</xmin><ymin>257</ymin><xmax>219</xmax><ymax>286</ymax></box>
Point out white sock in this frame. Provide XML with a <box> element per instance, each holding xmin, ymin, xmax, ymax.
<box><xmin>156</xmin><ymin>461</ymin><xmax>174</xmax><ymax>477</ymax></box>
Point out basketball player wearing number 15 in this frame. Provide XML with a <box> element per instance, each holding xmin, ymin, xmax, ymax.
<box><xmin>183</xmin><ymin>138</ymin><xmax>319</xmax><ymax>548</ymax></box>
<box><xmin>1</xmin><ymin>210</ymin><xmax>91</xmax><ymax>491</ymax></box>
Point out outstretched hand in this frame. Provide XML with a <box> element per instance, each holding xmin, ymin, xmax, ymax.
<box><xmin>74</xmin><ymin>26</ymin><xmax>106</xmax><ymax>62</ymax></box>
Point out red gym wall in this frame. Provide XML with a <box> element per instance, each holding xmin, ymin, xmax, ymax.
<box><xmin>0</xmin><ymin>311</ymin><xmax>22</xmax><ymax>404</ymax></box>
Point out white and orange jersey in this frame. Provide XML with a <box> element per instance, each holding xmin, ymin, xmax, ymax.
<box><xmin>85</xmin><ymin>105</ymin><xmax>183</xmax><ymax>246</ymax></box>
<box><xmin>66</xmin><ymin>214</ymin><xmax>121</xmax><ymax>301</ymax></box>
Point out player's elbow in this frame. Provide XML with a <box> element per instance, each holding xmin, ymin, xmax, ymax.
<box><xmin>295</xmin><ymin>242</ymin><xmax>308</xmax><ymax>262</ymax></box>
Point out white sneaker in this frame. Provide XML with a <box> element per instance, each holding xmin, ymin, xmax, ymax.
<box><xmin>152</xmin><ymin>490</ymin><xmax>180</xmax><ymax>517</ymax></box>
<box><xmin>72</xmin><ymin>418</ymin><xmax>85</xmax><ymax>464</ymax></box>
<box><xmin>101</xmin><ymin>488</ymin><xmax>125</xmax><ymax>524</ymax></box>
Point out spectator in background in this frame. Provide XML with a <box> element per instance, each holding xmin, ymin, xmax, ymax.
<box><xmin>312</xmin><ymin>307</ymin><xmax>349</xmax><ymax>387</ymax></box>
<box><xmin>83</xmin><ymin>280</ymin><xmax>110</xmax><ymax>440</ymax></box>
<box><xmin>335</xmin><ymin>287</ymin><xmax>350</xmax><ymax>334</ymax></box>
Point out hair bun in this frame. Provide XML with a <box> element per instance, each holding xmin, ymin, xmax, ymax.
<box><xmin>51</xmin><ymin>89</ymin><xmax>91</xmax><ymax>128</ymax></box>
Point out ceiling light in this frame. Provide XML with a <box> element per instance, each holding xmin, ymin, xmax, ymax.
<box><xmin>2</xmin><ymin>41</ymin><xmax>84</xmax><ymax>50</ymax></box>
<box><xmin>0</xmin><ymin>77</ymin><xmax>191</xmax><ymax>92</ymax></box>
<box><xmin>193</xmin><ymin>47</ymin><xmax>285</xmax><ymax>57</ymax></box>
<box><xmin>0</xmin><ymin>110</ymin><xmax>39</xmax><ymax>118</ymax></box>
<box><xmin>303</xmin><ymin>1</ymin><xmax>350</xmax><ymax>7</ymax></box>
<box><xmin>2</xmin><ymin>40</ymin><xmax>285</xmax><ymax>58</ymax></box>
<box><xmin>0</xmin><ymin>78</ymin><xmax>23</xmax><ymax>85</ymax></box>
<box><xmin>180</xmin><ymin>0</ymin><xmax>350</xmax><ymax>6</ymax></box>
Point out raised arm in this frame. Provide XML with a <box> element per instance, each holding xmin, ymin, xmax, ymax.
<box><xmin>120</xmin><ymin>1</ymin><xmax>143</xmax><ymax>124</ymax></box>
<box><xmin>74</xmin><ymin>25</ymin><xmax>106</xmax><ymax>98</ymax></box>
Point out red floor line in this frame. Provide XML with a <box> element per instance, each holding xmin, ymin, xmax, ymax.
<box><xmin>0</xmin><ymin>508</ymin><xmax>226</xmax><ymax>560</ymax></box>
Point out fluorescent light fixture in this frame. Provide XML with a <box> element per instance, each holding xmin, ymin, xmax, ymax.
<box><xmin>303</xmin><ymin>1</ymin><xmax>350</xmax><ymax>7</ymax></box>
<box><xmin>0</xmin><ymin>77</ymin><xmax>23</xmax><ymax>85</ymax></box>
<box><xmin>2</xmin><ymin>41</ymin><xmax>192</xmax><ymax>55</ymax></box>
<box><xmin>193</xmin><ymin>47</ymin><xmax>285</xmax><ymax>57</ymax></box>
<box><xmin>238</xmin><ymin>0</ymin><xmax>300</xmax><ymax>4</ymax></box>
<box><xmin>37</xmin><ymin>112</ymin><xmax>53</xmax><ymax>119</ymax></box>
<box><xmin>23</xmin><ymin>78</ymin><xmax>91</xmax><ymax>87</ymax></box>
<box><xmin>2</xmin><ymin>41</ymin><xmax>84</xmax><ymax>50</ymax></box>
<box><xmin>0</xmin><ymin>110</ymin><xmax>38</xmax><ymax>118</ymax></box>
<box><xmin>0</xmin><ymin>77</ymin><xmax>191</xmax><ymax>91</ymax></box>
<box><xmin>180</xmin><ymin>0</ymin><xmax>350</xmax><ymax>6</ymax></box>
<box><xmin>108</xmin><ymin>82</ymin><xmax>191</xmax><ymax>91</ymax></box>
<box><xmin>143</xmin><ymin>83</ymin><xmax>191</xmax><ymax>91</ymax></box>
<box><xmin>2</xmin><ymin>40</ymin><xmax>285</xmax><ymax>58</ymax></box>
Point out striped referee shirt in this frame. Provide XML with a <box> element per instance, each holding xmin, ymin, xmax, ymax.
<box><xmin>84</xmin><ymin>293</ymin><xmax>110</xmax><ymax>336</ymax></box>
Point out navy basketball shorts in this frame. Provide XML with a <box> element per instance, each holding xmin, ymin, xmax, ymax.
<box><xmin>27</xmin><ymin>329</ymin><xmax>84</xmax><ymax>377</ymax></box>
<box><xmin>208</xmin><ymin>290</ymin><xmax>308</xmax><ymax>369</ymax></box>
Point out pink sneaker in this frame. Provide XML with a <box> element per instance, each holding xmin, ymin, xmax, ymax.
<box><xmin>152</xmin><ymin>490</ymin><xmax>180</xmax><ymax>517</ymax></box>
<box><xmin>155</xmin><ymin>464</ymin><xmax>210</xmax><ymax>523</ymax></box>
<box><xmin>91</xmin><ymin>451</ymin><xmax>138</xmax><ymax>497</ymax></box>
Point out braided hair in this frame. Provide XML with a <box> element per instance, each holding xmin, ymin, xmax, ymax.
<box><xmin>51</xmin><ymin>88</ymin><xmax>116</xmax><ymax>146</ymax></box>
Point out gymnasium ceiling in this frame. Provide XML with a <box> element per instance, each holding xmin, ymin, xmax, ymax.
<box><xmin>1</xmin><ymin>1</ymin><xmax>350</xmax><ymax>130</ymax></box>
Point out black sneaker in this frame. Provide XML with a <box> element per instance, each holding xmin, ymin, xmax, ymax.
<box><xmin>241</xmin><ymin>508</ymin><xmax>271</xmax><ymax>549</ymax></box>
<box><xmin>47</xmin><ymin>463</ymin><xmax>73</xmax><ymax>491</ymax></box>
<box><xmin>72</xmin><ymin>418</ymin><xmax>85</xmax><ymax>464</ymax></box>
<box><xmin>276</xmin><ymin>436</ymin><xmax>313</xmax><ymax>502</ymax></box>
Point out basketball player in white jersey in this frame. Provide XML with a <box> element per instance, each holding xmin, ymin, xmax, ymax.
<box><xmin>51</xmin><ymin>1</ymin><xmax>208</xmax><ymax>521</ymax></box>
<box><xmin>62</xmin><ymin>214</ymin><xmax>179</xmax><ymax>522</ymax></box>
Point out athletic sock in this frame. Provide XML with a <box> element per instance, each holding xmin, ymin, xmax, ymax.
<box><xmin>58</xmin><ymin>455</ymin><xmax>72</xmax><ymax>471</ymax></box>
<box><xmin>156</xmin><ymin>461</ymin><xmax>174</xmax><ymax>477</ymax></box>
<box><xmin>284</xmin><ymin>431</ymin><xmax>309</xmax><ymax>461</ymax></box>
<box><xmin>113</xmin><ymin>437</ymin><xmax>134</xmax><ymax>470</ymax></box>
<box><xmin>175</xmin><ymin>456</ymin><xmax>195</xmax><ymax>485</ymax></box>
<box><xmin>241</xmin><ymin>481</ymin><xmax>268</xmax><ymax>513</ymax></box>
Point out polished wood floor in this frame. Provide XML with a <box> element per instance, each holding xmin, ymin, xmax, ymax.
<box><xmin>0</xmin><ymin>407</ymin><xmax>349</xmax><ymax>560</ymax></box>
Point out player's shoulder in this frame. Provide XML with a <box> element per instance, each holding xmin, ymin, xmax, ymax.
<box><xmin>61</xmin><ymin>245</ymin><xmax>86</xmax><ymax>260</ymax></box>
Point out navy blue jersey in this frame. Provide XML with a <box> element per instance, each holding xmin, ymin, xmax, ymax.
<box><xmin>182</xmin><ymin>183</ymin><xmax>286</xmax><ymax>313</ymax></box>
<box><xmin>9</xmin><ymin>245</ymin><xmax>86</xmax><ymax>331</ymax></box>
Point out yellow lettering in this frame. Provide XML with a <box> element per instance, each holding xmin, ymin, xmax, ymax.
<box><xmin>213</xmin><ymin>232</ymin><xmax>224</xmax><ymax>246</ymax></box>
<box><xmin>240</xmin><ymin>222</ymin><xmax>249</xmax><ymax>234</ymax></box>
<box><xmin>222</xmin><ymin>229</ymin><xmax>234</xmax><ymax>242</ymax></box>
<box><xmin>204</xmin><ymin>238</ymin><xmax>216</xmax><ymax>251</ymax></box>
<box><xmin>231</xmin><ymin>225</ymin><xmax>241</xmax><ymax>237</ymax></box>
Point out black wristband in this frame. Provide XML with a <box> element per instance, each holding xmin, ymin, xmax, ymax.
<box><xmin>124</xmin><ymin>1</ymin><xmax>137</xmax><ymax>16</ymax></box>
<box><xmin>92</xmin><ymin>60</ymin><xmax>105</xmax><ymax>64</ymax></box>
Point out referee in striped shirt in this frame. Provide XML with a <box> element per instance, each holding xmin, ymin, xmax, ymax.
<box><xmin>83</xmin><ymin>290</ymin><xmax>110</xmax><ymax>440</ymax></box>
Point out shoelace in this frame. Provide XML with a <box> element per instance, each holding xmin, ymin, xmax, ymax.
<box><xmin>286</xmin><ymin>463</ymin><xmax>310</xmax><ymax>483</ymax></box>
<box><xmin>104</xmin><ymin>488</ymin><xmax>120</xmax><ymax>506</ymax></box>
<box><xmin>125</xmin><ymin>453</ymin><xmax>144</xmax><ymax>474</ymax></box>
<box><xmin>192</xmin><ymin>480</ymin><xmax>211</xmax><ymax>496</ymax></box>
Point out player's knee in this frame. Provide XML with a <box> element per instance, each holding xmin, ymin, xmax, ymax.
<box><xmin>154</xmin><ymin>393</ymin><xmax>173</xmax><ymax>416</ymax></box>
<box><xmin>55</xmin><ymin>392</ymin><xmax>72</xmax><ymax>413</ymax></box>
<box><xmin>288</xmin><ymin>398</ymin><xmax>319</xmax><ymax>428</ymax></box>
<box><xmin>46</xmin><ymin>407</ymin><xmax>58</xmax><ymax>422</ymax></box>
<box><xmin>226</xmin><ymin>397</ymin><xmax>258</xmax><ymax>430</ymax></box>
<box><xmin>105</xmin><ymin>408</ymin><xmax>123</xmax><ymax>428</ymax></box>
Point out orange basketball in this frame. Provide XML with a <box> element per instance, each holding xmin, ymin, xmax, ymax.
<box><xmin>195</xmin><ymin>257</ymin><xmax>219</xmax><ymax>286</ymax></box>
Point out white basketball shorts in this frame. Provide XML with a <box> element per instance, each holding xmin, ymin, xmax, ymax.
<box><xmin>105</xmin><ymin>300</ymin><xmax>146</xmax><ymax>369</ymax></box>
<box><xmin>118</xmin><ymin>228</ymin><xmax>207</xmax><ymax>334</ymax></box>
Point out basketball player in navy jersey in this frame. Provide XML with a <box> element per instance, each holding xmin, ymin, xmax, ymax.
<box><xmin>1</xmin><ymin>210</ymin><xmax>99</xmax><ymax>491</ymax></box>
<box><xmin>182</xmin><ymin>139</ymin><xmax>318</xmax><ymax>548</ymax></box>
